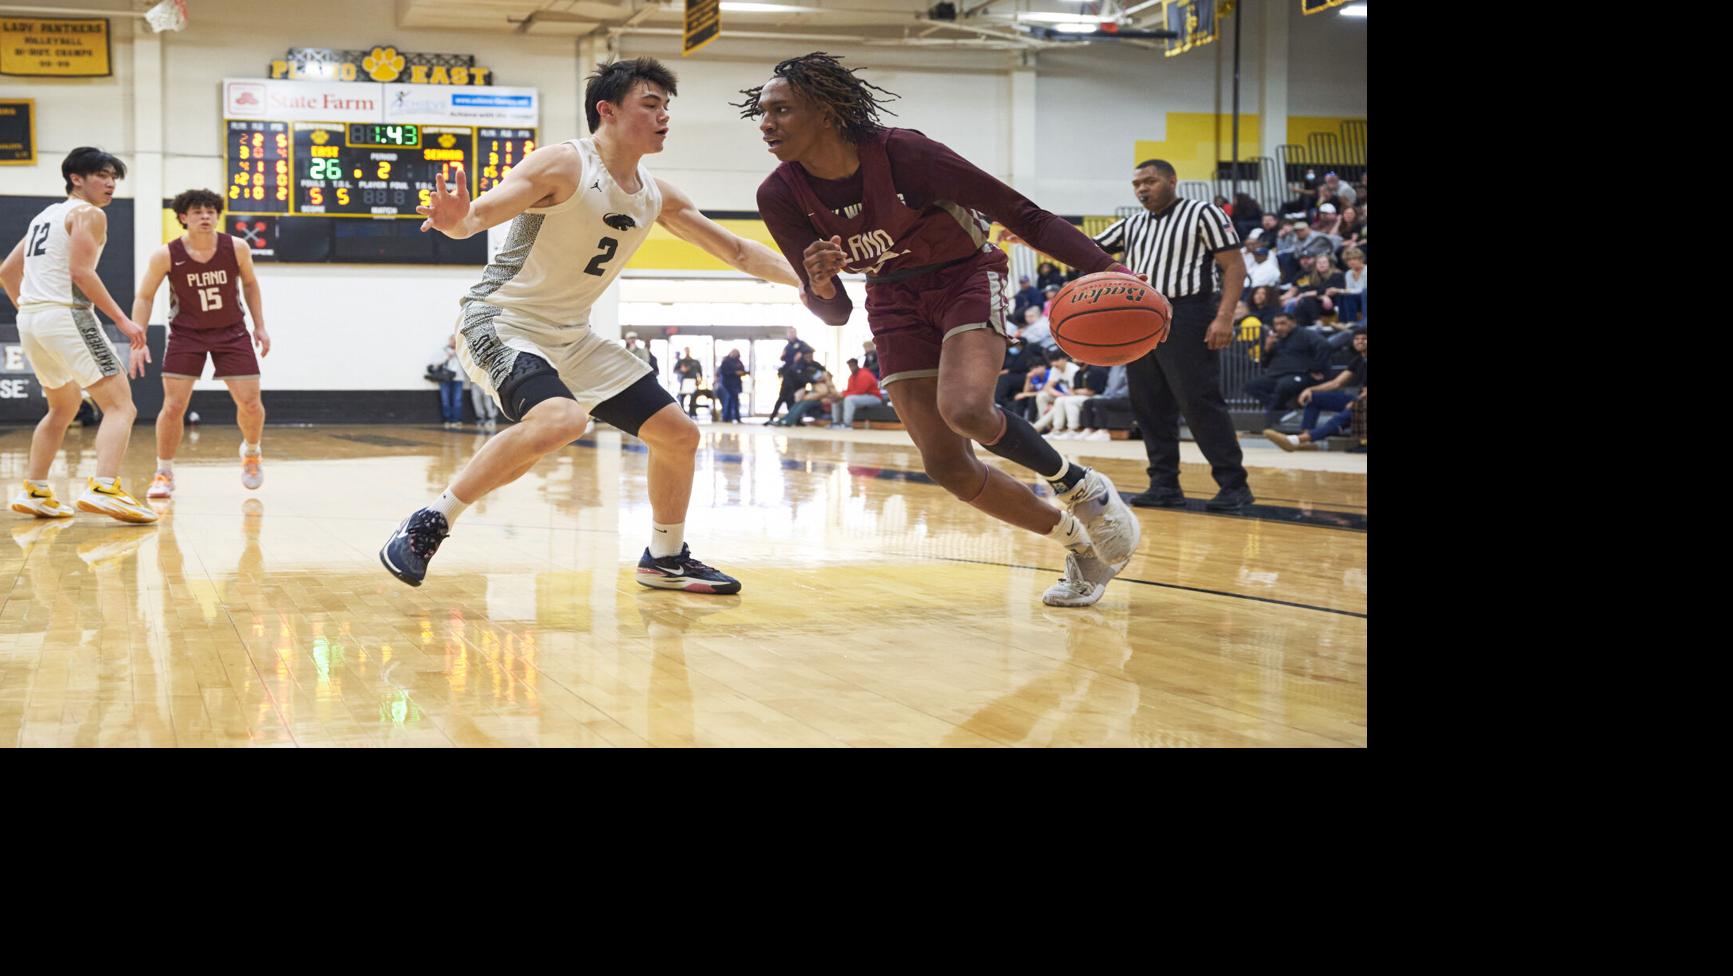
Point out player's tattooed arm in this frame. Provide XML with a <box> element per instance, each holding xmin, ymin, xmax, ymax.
<box><xmin>653</xmin><ymin>178</ymin><xmax>799</xmax><ymax>287</ymax></box>
<box><xmin>418</xmin><ymin>143</ymin><xmax>578</xmax><ymax>239</ymax></box>
<box><xmin>0</xmin><ymin>235</ymin><xmax>23</xmax><ymax>306</ymax></box>
<box><xmin>130</xmin><ymin>245</ymin><xmax>171</xmax><ymax>329</ymax></box>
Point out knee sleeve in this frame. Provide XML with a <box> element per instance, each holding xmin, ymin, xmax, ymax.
<box><xmin>589</xmin><ymin>371</ymin><xmax>676</xmax><ymax>437</ymax></box>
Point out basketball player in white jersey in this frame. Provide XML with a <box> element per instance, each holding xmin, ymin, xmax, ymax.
<box><xmin>0</xmin><ymin>147</ymin><xmax>158</xmax><ymax>524</ymax></box>
<box><xmin>380</xmin><ymin>59</ymin><xmax>799</xmax><ymax>592</ymax></box>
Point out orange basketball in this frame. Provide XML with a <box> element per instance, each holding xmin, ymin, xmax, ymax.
<box><xmin>1047</xmin><ymin>272</ymin><xmax>1173</xmax><ymax>366</ymax></box>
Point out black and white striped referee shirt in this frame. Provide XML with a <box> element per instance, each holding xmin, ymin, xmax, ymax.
<box><xmin>1093</xmin><ymin>199</ymin><xmax>1242</xmax><ymax>299</ymax></box>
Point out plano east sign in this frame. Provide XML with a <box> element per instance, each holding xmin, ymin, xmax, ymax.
<box><xmin>224</xmin><ymin>78</ymin><xmax>538</xmax><ymax>125</ymax></box>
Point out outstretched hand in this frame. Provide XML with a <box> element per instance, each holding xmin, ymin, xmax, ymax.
<box><xmin>417</xmin><ymin>163</ymin><xmax>471</xmax><ymax>235</ymax></box>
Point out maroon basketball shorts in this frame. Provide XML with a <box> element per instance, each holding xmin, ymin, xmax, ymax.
<box><xmin>162</xmin><ymin>322</ymin><xmax>260</xmax><ymax>380</ymax></box>
<box><xmin>866</xmin><ymin>248</ymin><xmax>1013</xmax><ymax>386</ymax></box>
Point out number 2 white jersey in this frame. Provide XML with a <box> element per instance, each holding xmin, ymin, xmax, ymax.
<box><xmin>18</xmin><ymin>199</ymin><xmax>102</xmax><ymax>309</ymax></box>
<box><xmin>461</xmin><ymin>137</ymin><xmax>663</xmax><ymax>329</ymax></box>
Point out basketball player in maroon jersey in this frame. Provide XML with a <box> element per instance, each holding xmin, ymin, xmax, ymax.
<box><xmin>740</xmin><ymin>53</ymin><xmax>1145</xmax><ymax>607</ymax></box>
<box><xmin>131</xmin><ymin>189</ymin><xmax>272</xmax><ymax>498</ymax></box>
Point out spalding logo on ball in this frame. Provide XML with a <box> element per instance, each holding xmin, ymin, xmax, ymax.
<box><xmin>1049</xmin><ymin>272</ymin><xmax>1173</xmax><ymax>366</ymax></box>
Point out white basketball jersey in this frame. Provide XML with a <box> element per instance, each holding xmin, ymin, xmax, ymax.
<box><xmin>463</xmin><ymin>137</ymin><xmax>663</xmax><ymax>329</ymax></box>
<box><xmin>18</xmin><ymin>199</ymin><xmax>103</xmax><ymax>308</ymax></box>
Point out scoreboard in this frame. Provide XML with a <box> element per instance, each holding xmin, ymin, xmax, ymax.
<box><xmin>225</xmin><ymin>118</ymin><xmax>536</xmax><ymax>217</ymax></box>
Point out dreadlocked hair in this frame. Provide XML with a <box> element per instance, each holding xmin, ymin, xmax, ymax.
<box><xmin>733</xmin><ymin>52</ymin><xmax>899</xmax><ymax>143</ymax></box>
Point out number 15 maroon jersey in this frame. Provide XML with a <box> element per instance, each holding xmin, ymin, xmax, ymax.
<box><xmin>167</xmin><ymin>234</ymin><xmax>244</xmax><ymax>330</ymax></box>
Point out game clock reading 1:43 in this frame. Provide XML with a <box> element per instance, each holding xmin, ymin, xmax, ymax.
<box><xmin>226</xmin><ymin>120</ymin><xmax>291</xmax><ymax>214</ymax></box>
<box><xmin>292</xmin><ymin>122</ymin><xmax>474</xmax><ymax>216</ymax></box>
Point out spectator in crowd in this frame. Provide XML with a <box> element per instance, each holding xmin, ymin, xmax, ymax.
<box><xmin>1230</xmin><ymin>193</ymin><xmax>1263</xmax><ymax>241</ymax></box>
<box><xmin>1248</xmin><ymin>284</ymin><xmax>1282</xmax><ymax>320</ymax></box>
<box><xmin>1042</xmin><ymin>362</ymin><xmax>1108</xmax><ymax>436</ymax></box>
<box><xmin>1266</xmin><ymin>329</ymin><xmax>1365</xmax><ymax>450</ymax></box>
<box><xmin>1065</xmin><ymin>364</ymin><xmax>1131</xmax><ymax>441</ymax></box>
<box><xmin>1243</xmin><ymin>312</ymin><xmax>1330</xmax><ymax>429</ymax></box>
<box><xmin>1012</xmin><ymin>274</ymin><xmax>1044</xmax><ymax>320</ymax></box>
<box><xmin>862</xmin><ymin>339</ymin><xmax>880</xmax><ymax>379</ymax></box>
<box><xmin>1036</xmin><ymin>261</ymin><xmax>1067</xmax><ymax>290</ymax></box>
<box><xmin>1334</xmin><ymin>247</ymin><xmax>1367</xmax><ymax>328</ymax></box>
<box><xmin>765</xmin><ymin>332</ymin><xmax>814</xmax><ymax>424</ymax></box>
<box><xmin>1012</xmin><ymin>356</ymin><xmax>1054</xmax><ymax>421</ymax></box>
<box><xmin>1283</xmin><ymin>253</ymin><xmax>1344</xmax><ymax>327</ymax></box>
<box><xmin>1291</xmin><ymin>220</ymin><xmax>1341</xmax><ymax>270</ymax></box>
<box><xmin>1335</xmin><ymin>205</ymin><xmax>1364</xmax><ymax>251</ymax></box>
<box><xmin>1040</xmin><ymin>283</ymin><xmax>1063</xmax><ymax>317</ymax></box>
<box><xmin>1245</xmin><ymin>241</ymin><xmax>1283</xmax><ymax>289</ymax></box>
<box><xmin>1018</xmin><ymin>304</ymin><xmax>1054</xmax><ymax>353</ymax></box>
<box><xmin>1280</xmin><ymin>183</ymin><xmax>1315</xmax><ymax>220</ymax></box>
<box><xmin>1313</xmin><ymin>202</ymin><xmax>1340</xmax><ymax>237</ymax></box>
<box><xmin>467</xmin><ymin>372</ymin><xmax>499</xmax><ymax>429</ymax></box>
<box><xmin>623</xmin><ymin>331</ymin><xmax>652</xmax><ymax>368</ymax></box>
<box><xmin>1030</xmin><ymin>349</ymin><xmax>1080</xmax><ymax>432</ymax></box>
<box><xmin>830</xmin><ymin>357</ymin><xmax>886</xmax><ymax>427</ymax></box>
<box><xmin>1274</xmin><ymin>218</ymin><xmax>1302</xmax><ymax>278</ymax></box>
<box><xmin>715</xmin><ymin>348</ymin><xmax>748</xmax><ymax>423</ymax></box>
<box><xmin>775</xmin><ymin>366</ymin><xmax>837</xmax><ymax>426</ymax></box>
<box><xmin>995</xmin><ymin>329</ymin><xmax>1036</xmax><ymax>409</ymax></box>
<box><xmin>1247</xmin><ymin>211</ymin><xmax>1282</xmax><ymax>245</ymax></box>
<box><xmin>1233</xmin><ymin>298</ymin><xmax>1264</xmax><ymax>355</ymax></box>
<box><xmin>673</xmin><ymin>347</ymin><xmax>704</xmax><ymax>418</ymax></box>
<box><xmin>1323</xmin><ymin>171</ymin><xmax>1357</xmax><ymax>207</ymax></box>
<box><xmin>430</xmin><ymin>335</ymin><xmax>464</xmax><ymax>428</ymax></box>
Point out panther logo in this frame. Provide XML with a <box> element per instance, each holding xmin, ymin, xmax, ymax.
<box><xmin>603</xmin><ymin>213</ymin><xmax>637</xmax><ymax>231</ymax></box>
<box><xmin>362</xmin><ymin>46</ymin><xmax>406</xmax><ymax>82</ymax></box>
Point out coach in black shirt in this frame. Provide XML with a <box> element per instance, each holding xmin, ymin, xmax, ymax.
<box><xmin>1242</xmin><ymin>312</ymin><xmax>1330</xmax><ymax>429</ymax></box>
<box><xmin>1094</xmin><ymin>159</ymin><xmax>1254</xmax><ymax>510</ymax></box>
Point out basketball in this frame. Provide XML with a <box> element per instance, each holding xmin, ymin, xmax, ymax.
<box><xmin>1047</xmin><ymin>272</ymin><xmax>1173</xmax><ymax>366</ymax></box>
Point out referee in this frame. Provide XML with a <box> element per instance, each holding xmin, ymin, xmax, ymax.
<box><xmin>1094</xmin><ymin>159</ymin><xmax>1254</xmax><ymax>511</ymax></box>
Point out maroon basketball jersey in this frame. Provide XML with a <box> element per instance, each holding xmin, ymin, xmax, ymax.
<box><xmin>168</xmin><ymin>234</ymin><xmax>244</xmax><ymax>330</ymax></box>
<box><xmin>774</xmin><ymin>129</ymin><xmax>991</xmax><ymax>279</ymax></box>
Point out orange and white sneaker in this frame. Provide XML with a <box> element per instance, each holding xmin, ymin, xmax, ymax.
<box><xmin>147</xmin><ymin>471</ymin><xmax>175</xmax><ymax>499</ymax></box>
<box><xmin>75</xmin><ymin>478</ymin><xmax>159</xmax><ymax>524</ymax></box>
<box><xmin>241</xmin><ymin>451</ymin><xmax>263</xmax><ymax>490</ymax></box>
<box><xmin>10</xmin><ymin>481</ymin><xmax>77</xmax><ymax>519</ymax></box>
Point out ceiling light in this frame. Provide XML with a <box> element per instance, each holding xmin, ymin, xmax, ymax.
<box><xmin>1339</xmin><ymin>4</ymin><xmax>1367</xmax><ymax>16</ymax></box>
<box><xmin>1019</xmin><ymin>11</ymin><xmax>1104</xmax><ymax>22</ymax></box>
<box><xmin>1051</xmin><ymin>22</ymin><xmax>1101</xmax><ymax>32</ymax></box>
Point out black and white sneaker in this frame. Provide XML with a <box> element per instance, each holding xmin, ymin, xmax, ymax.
<box><xmin>380</xmin><ymin>508</ymin><xmax>449</xmax><ymax>587</ymax></box>
<box><xmin>636</xmin><ymin>543</ymin><xmax>742</xmax><ymax>594</ymax></box>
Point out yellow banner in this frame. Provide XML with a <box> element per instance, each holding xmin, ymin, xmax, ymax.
<box><xmin>684</xmin><ymin>0</ymin><xmax>720</xmax><ymax>57</ymax></box>
<box><xmin>1</xmin><ymin>17</ymin><xmax>111</xmax><ymax>77</ymax></box>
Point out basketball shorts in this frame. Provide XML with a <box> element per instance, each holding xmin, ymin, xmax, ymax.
<box><xmin>866</xmin><ymin>248</ymin><xmax>1012</xmax><ymax>387</ymax></box>
<box><xmin>455</xmin><ymin>302</ymin><xmax>652</xmax><ymax>412</ymax></box>
<box><xmin>15</xmin><ymin>303</ymin><xmax>122</xmax><ymax>390</ymax></box>
<box><xmin>162</xmin><ymin>322</ymin><xmax>259</xmax><ymax>379</ymax></box>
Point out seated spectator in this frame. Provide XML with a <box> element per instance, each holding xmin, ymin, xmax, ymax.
<box><xmin>1018</xmin><ymin>304</ymin><xmax>1055</xmax><ymax>353</ymax></box>
<box><xmin>1246</xmin><ymin>211</ymin><xmax>1282</xmax><ymax>245</ymax></box>
<box><xmin>1279</xmin><ymin>182</ymin><xmax>1315</xmax><ymax>221</ymax></box>
<box><xmin>1231</xmin><ymin>192</ymin><xmax>1264</xmax><ymax>241</ymax></box>
<box><xmin>1044</xmin><ymin>363</ymin><xmax>1108</xmax><ymax>437</ymax></box>
<box><xmin>1247</xmin><ymin>284</ymin><xmax>1282</xmax><ymax>320</ymax></box>
<box><xmin>1286</xmin><ymin>220</ymin><xmax>1341</xmax><ymax>280</ymax></box>
<box><xmin>1274</xmin><ymin>219</ymin><xmax>1301</xmax><ymax>278</ymax></box>
<box><xmin>1335</xmin><ymin>206</ymin><xmax>1364</xmax><ymax>252</ymax></box>
<box><xmin>1031</xmin><ymin>349</ymin><xmax>1083</xmax><ymax>432</ymax></box>
<box><xmin>1266</xmin><ymin>329</ymin><xmax>1365</xmax><ymax>450</ymax></box>
<box><xmin>1011</xmin><ymin>274</ymin><xmax>1043</xmax><ymax>320</ymax></box>
<box><xmin>1323</xmin><ymin>171</ymin><xmax>1357</xmax><ymax>207</ymax></box>
<box><xmin>1234</xmin><ymin>299</ymin><xmax>1264</xmax><ymax>358</ymax></box>
<box><xmin>1245</xmin><ymin>241</ymin><xmax>1283</xmax><ymax>289</ymax></box>
<box><xmin>1036</xmin><ymin>261</ymin><xmax>1066</xmax><ymax>291</ymax></box>
<box><xmin>1282</xmin><ymin>253</ymin><xmax>1344</xmax><ymax>326</ymax></box>
<box><xmin>776</xmin><ymin>368</ymin><xmax>837</xmax><ymax>426</ymax></box>
<box><xmin>830</xmin><ymin>357</ymin><xmax>887</xmax><ymax>427</ymax></box>
<box><xmin>1313</xmin><ymin>202</ymin><xmax>1341</xmax><ymax>238</ymax></box>
<box><xmin>1040</xmin><ymin>284</ymin><xmax>1063</xmax><ymax>317</ymax></box>
<box><xmin>995</xmin><ymin>332</ymin><xmax>1036</xmax><ymax>408</ymax></box>
<box><xmin>1335</xmin><ymin>247</ymin><xmax>1367</xmax><ymax>328</ymax></box>
<box><xmin>1067</xmin><ymin>363</ymin><xmax>1131</xmax><ymax>441</ymax></box>
<box><xmin>1013</xmin><ymin>358</ymin><xmax>1055</xmax><ymax>421</ymax></box>
<box><xmin>1242</xmin><ymin>312</ymin><xmax>1330</xmax><ymax>429</ymax></box>
<box><xmin>862</xmin><ymin>339</ymin><xmax>880</xmax><ymax>379</ymax></box>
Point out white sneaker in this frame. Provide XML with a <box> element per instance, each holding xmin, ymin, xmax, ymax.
<box><xmin>1042</xmin><ymin>551</ymin><xmax>1118</xmax><ymax>607</ymax></box>
<box><xmin>147</xmin><ymin>471</ymin><xmax>175</xmax><ymax>499</ymax></box>
<box><xmin>241</xmin><ymin>451</ymin><xmax>263</xmax><ymax>490</ymax></box>
<box><xmin>1051</xmin><ymin>431</ymin><xmax>1075</xmax><ymax>439</ymax></box>
<box><xmin>1085</xmin><ymin>430</ymin><xmax>1112</xmax><ymax>441</ymax></box>
<box><xmin>75</xmin><ymin>478</ymin><xmax>158</xmax><ymax>524</ymax></box>
<box><xmin>10</xmin><ymin>482</ymin><xmax>76</xmax><ymax>518</ymax></box>
<box><xmin>1058</xmin><ymin>469</ymin><xmax>1140</xmax><ymax>569</ymax></box>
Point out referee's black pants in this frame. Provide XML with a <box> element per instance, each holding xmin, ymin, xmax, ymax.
<box><xmin>1125</xmin><ymin>294</ymin><xmax>1249</xmax><ymax>493</ymax></box>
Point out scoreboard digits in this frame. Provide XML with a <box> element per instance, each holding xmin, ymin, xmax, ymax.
<box><xmin>476</xmin><ymin>128</ymin><xmax>537</xmax><ymax>195</ymax></box>
<box><xmin>225</xmin><ymin>120</ymin><xmax>291</xmax><ymax>214</ymax></box>
<box><xmin>291</xmin><ymin>122</ymin><xmax>473</xmax><ymax>216</ymax></box>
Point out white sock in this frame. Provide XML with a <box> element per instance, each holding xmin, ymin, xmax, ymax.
<box><xmin>26</xmin><ymin>479</ymin><xmax>50</xmax><ymax>492</ymax></box>
<box><xmin>92</xmin><ymin>476</ymin><xmax>117</xmax><ymax>490</ymax></box>
<box><xmin>429</xmin><ymin>488</ymin><xmax>469</xmax><ymax>525</ymax></box>
<box><xmin>156</xmin><ymin>458</ymin><xmax>173</xmax><ymax>473</ymax></box>
<box><xmin>650</xmin><ymin>520</ymin><xmax>685</xmax><ymax>558</ymax></box>
<box><xmin>1049</xmin><ymin>511</ymin><xmax>1092</xmax><ymax>554</ymax></box>
<box><xmin>240</xmin><ymin>441</ymin><xmax>261</xmax><ymax>457</ymax></box>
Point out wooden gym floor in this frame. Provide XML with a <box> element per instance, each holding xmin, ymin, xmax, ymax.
<box><xmin>0</xmin><ymin>421</ymin><xmax>1366</xmax><ymax>747</ymax></box>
